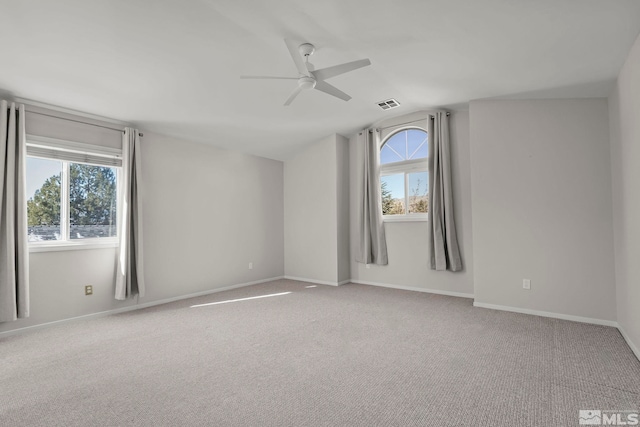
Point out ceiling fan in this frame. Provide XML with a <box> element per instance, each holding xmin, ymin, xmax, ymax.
<box><xmin>240</xmin><ymin>39</ymin><xmax>371</xmax><ymax>106</ymax></box>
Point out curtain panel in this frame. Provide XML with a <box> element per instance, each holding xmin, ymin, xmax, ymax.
<box><xmin>115</xmin><ymin>128</ymin><xmax>145</xmax><ymax>300</ymax></box>
<box><xmin>0</xmin><ymin>100</ymin><xmax>29</xmax><ymax>321</ymax></box>
<box><xmin>356</xmin><ymin>129</ymin><xmax>388</xmax><ymax>265</ymax></box>
<box><xmin>428</xmin><ymin>112</ymin><xmax>462</xmax><ymax>271</ymax></box>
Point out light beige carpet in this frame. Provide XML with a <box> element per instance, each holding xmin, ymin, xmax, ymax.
<box><xmin>1</xmin><ymin>279</ymin><xmax>638</xmax><ymax>426</ymax></box>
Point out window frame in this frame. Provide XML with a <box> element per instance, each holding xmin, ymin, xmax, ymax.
<box><xmin>379</xmin><ymin>126</ymin><xmax>429</xmax><ymax>222</ymax></box>
<box><xmin>26</xmin><ymin>135</ymin><xmax>122</xmax><ymax>252</ymax></box>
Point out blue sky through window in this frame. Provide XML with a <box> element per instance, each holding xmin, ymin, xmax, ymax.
<box><xmin>27</xmin><ymin>157</ymin><xmax>62</xmax><ymax>200</ymax></box>
<box><xmin>380</xmin><ymin>129</ymin><xmax>427</xmax><ymax>165</ymax></box>
<box><xmin>409</xmin><ymin>171</ymin><xmax>428</xmax><ymax>197</ymax></box>
<box><xmin>381</xmin><ymin>174</ymin><xmax>404</xmax><ymax>199</ymax></box>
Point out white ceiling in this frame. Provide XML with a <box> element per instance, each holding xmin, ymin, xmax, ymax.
<box><xmin>2</xmin><ymin>0</ymin><xmax>640</xmax><ymax>160</ymax></box>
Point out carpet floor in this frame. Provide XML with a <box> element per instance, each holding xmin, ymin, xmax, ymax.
<box><xmin>1</xmin><ymin>279</ymin><xmax>638</xmax><ymax>426</ymax></box>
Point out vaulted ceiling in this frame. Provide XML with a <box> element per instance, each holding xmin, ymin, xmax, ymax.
<box><xmin>2</xmin><ymin>0</ymin><xmax>640</xmax><ymax>160</ymax></box>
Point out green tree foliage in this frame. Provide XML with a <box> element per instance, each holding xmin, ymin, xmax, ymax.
<box><xmin>381</xmin><ymin>179</ymin><xmax>407</xmax><ymax>215</ymax></box>
<box><xmin>27</xmin><ymin>164</ymin><xmax>117</xmax><ymax>227</ymax></box>
<box><xmin>381</xmin><ymin>181</ymin><xmax>394</xmax><ymax>215</ymax></box>
<box><xmin>27</xmin><ymin>174</ymin><xmax>61</xmax><ymax>226</ymax></box>
<box><xmin>69</xmin><ymin>164</ymin><xmax>117</xmax><ymax>226</ymax></box>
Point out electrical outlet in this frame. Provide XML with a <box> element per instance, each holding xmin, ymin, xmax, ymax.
<box><xmin>522</xmin><ymin>279</ymin><xmax>531</xmax><ymax>290</ymax></box>
<box><xmin>248</xmin><ymin>262</ymin><xmax>253</xmax><ymax>270</ymax></box>
<box><xmin>85</xmin><ymin>285</ymin><xmax>93</xmax><ymax>296</ymax></box>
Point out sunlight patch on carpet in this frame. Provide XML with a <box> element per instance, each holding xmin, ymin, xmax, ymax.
<box><xmin>190</xmin><ymin>292</ymin><xmax>292</xmax><ymax>308</ymax></box>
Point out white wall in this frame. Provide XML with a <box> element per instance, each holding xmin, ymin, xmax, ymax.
<box><xmin>609</xmin><ymin>33</ymin><xmax>640</xmax><ymax>354</ymax></box>
<box><xmin>140</xmin><ymin>132</ymin><xmax>284</xmax><ymax>302</ymax></box>
<box><xmin>349</xmin><ymin>111</ymin><xmax>475</xmax><ymax>297</ymax></box>
<box><xmin>470</xmin><ymin>99</ymin><xmax>616</xmax><ymax>322</ymax></box>
<box><xmin>336</xmin><ymin>134</ymin><xmax>350</xmax><ymax>283</ymax></box>
<box><xmin>1</xmin><ymin>110</ymin><xmax>284</xmax><ymax>334</ymax></box>
<box><xmin>284</xmin><ymin>134</ymin><xmax>349</xmax><ymax>285</ymax></box>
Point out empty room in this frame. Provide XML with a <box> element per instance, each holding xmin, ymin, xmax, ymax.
<box><xmin>1</xmin><ymin>1</ymin><xmax>640</xmax><ymax>426</ymax></box>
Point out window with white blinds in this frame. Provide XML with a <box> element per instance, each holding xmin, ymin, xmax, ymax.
<box><xmin>26</xmin><ymin>135</ymin><xmax>121</xmax><ymax>247</ymax></box>
<box><xmin>26</xmin><ymin>135</ymin><xmax>122</xmax><ymax>167</ymax></box>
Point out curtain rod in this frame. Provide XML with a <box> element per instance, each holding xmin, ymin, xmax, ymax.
<box><xmin>378</xmin><ymin>112</ymin><xmax>451</xmax><ymax>131</ymax></box>
<box><xmin>11</xmin><ymin>107</ymin><xmax>143</xmax><ymax>136</ymax></box>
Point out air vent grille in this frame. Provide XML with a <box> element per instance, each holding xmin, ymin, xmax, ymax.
<box><xmin>377</xmin><ymin>98</ymin><xmax>400</xmax><ymax>110</ymax></box>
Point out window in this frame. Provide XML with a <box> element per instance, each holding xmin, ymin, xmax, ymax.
<box><xmin>26</xmin><ymin>135</ymin><xmax>121</xmax><ymax>248</ymax></box>
<box><xmin>380</xmin><ymin>128</ymin><xmax>428</xmax><ymax>220</ymax></box>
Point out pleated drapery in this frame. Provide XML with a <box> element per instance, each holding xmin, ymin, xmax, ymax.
<box><xmin>0</xmin><ymin>100</ymin><xmax>30</xmax><ymax>321</ymax></box>
<box><xmin>356</xmin><ymin>129</ymin><xmax>388</xmax><ymax>265</ymax></box>
<box><xmin>428</xmin><ymin>112</ymin><xmax>462</xmax><ymax>271</ymax></box>
<box><xmin>115</xmin><ymin>128</ymin><xmax>145</xmax><ymax>300</ymax></box>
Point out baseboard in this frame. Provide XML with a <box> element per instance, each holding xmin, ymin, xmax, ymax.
<box><xmin>283</xmin><ymin>276</ymin><xmax>347</xmax><ymax>286</ymax></box>
<box><xmin>134</xmin><ymin>276</ymin><xmax>285</xmax><ymax>310</ymax></box>
<box><xmin>472</xmin><ymin>301</ymin><xmax>618</xmax><ymax>327</ymax></box>
<box><xmin>618</xmin><ymin>324</ymin><xmax>640</xmax><ymax>362</ymax></box>
<box><xmin>351</xmin><ymin>279</ymin><xmax>474</xmax><ymax>299</ymax></box>
<box><xmin>0</xmin><ymin>276</ymin><xmax>284</xmax><ymax>338</ymax></box>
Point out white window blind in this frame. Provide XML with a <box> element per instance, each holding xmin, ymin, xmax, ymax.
<box><xmin>26</xmin><ymin>135</ymin><xmax>122</xmax><ymax>167</ymax></box>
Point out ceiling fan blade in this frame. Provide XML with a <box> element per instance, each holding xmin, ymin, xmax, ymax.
<box><xmin>314</xmin><ymin>80</ymin><xmax>351</xmax><ymax>102</ymax></box>
<box><xmin>284</xmin><ymin>38</ymin><xmax>310</xmax><ymax>77</ymax></box>
<box><xmin>311</xmin><ymin>58</ymin><xmax>371</xmax><ymax>81</ymax></box>
<box><xmin>284</xmin><ymin>86</ymin><xmax>304</xmax><ymax>106</ymax></box>
<box><xmin>240</xmin><ymin>75</ymin><xmax>299</xmax><ymax>80</ymax></box>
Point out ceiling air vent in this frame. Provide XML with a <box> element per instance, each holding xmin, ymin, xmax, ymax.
<box><xmin>377</xmin><ymin>98</ymin><xmax>400</xmax><ymax>110</ymax></box>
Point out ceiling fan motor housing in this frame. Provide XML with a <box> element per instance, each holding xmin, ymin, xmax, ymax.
<box><xmin>298</xmin><ymin>43</ymin><xmax>315</xmax><ymax>57</ymax></box>
<box><xmin>298</xmin><ymin>76</ymin><xmax>316</xmax><ymax>89</ymax></box>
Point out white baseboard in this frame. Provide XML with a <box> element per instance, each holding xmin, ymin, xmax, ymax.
<box><xmin>6</xmin><ymin>274</ymin><xmax>637</xmax><ymax>364</ymax></box>
<box><xmin>618</xmin><ymin>324</ymin><xmax>640</xmax><ymax>362</ymax></box>
<box><xmin>351</xmin><ymin>279</ymin><xmax>474</xmax><ymax>299</ymax></box>
<box><xmin>472</xmin><ymin>301</ymin><xmax>618</xmax><ymax>328</ymax></box>
<box><xmin>283</xmin><ymin>276</ymin><xmax>347</xmax><ymax>286</ymax></box>
<box><xmin>0</xmin><ymin>276</ymin><xmax>284</xmax><ymax>338</ymax></box>
<box><xmin>134</xmin><ymin>276</ymin><xmax>285</xmax><ymax>310</ymax></box>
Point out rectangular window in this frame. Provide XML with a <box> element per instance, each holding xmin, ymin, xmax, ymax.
<box><xmin>26</xmin><ymin>136</ymin><xmax>121</xmax><ymax>248</ymax></box>
<box><xmin>381</xmin><ymin>170</ymin><xmax>428</xmax><ymax>216</ymax></box>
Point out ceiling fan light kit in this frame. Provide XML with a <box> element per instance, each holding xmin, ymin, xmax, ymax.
<box><xmin>298</xmin><ymin>76</ymin><xmax>316</xmax><ymax>90</ymax></box>
<box><xmin>240</xmin><ymin>39</ymin><xmax>371</xmax><ymax>106</ymax></box>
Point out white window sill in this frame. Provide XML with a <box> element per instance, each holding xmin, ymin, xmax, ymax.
<box><xmin>383</xmin><ymin>215</ymin><xmax>428</xmax><ymax>223</ymax></box>
<box><xmin>29</xmin><ymin>240</ymin><xmax>119</xmax><ymax>253</ymax></box>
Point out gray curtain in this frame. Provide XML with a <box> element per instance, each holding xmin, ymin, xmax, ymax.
<box><xmin>356</xmin><ymin>129</ymin><xmax>388</xmax><ymax>265</ymax></box>
<box><xmin>0</xmin><ymin>101</ymin><xmax>29</xmax><ymax>321</ymax></box>
<box><xmin>115</xmin><ymin>128</ymin><xmax>145</xmax><ymax>300</ymax></box>
<box><xmin>428</xmin><ymin>112</ymin><xmax>462</xmax><ymax>271</ymax></box>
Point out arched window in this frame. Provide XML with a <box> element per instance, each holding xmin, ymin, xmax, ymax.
<box><xmin>380</xmin><ymin>128</ymin><xmax>428</xmax><ymax>218</ymax></box>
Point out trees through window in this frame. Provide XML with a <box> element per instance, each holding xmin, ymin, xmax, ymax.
<box><xmin>26</xmin><ymin>142</ymin><xmax>120</xmax><ymax>243</ymax></box>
